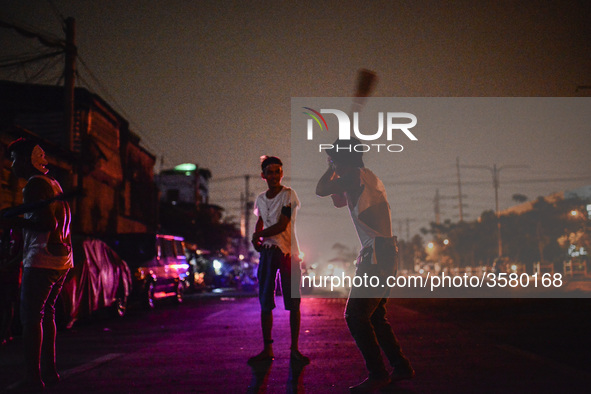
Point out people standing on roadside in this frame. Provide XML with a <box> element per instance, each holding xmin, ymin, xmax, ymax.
<box><xmin>1</xmin><ymin>138</ymin><xmax>73</xmax><ymax>391</ymax></box>
<box><xmin>249</xmin><ymin>155</ymin><xmax>309</xmax><ymax>366</ymax></box>
<box><xmin>315</xmin><ymin>138</ymin><xmax>414</xmax><ymax>392</ymax></box>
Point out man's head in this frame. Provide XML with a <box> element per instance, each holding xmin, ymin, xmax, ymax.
<box><xmin>326</xmin><ymin>137</ymin><xmax>364</xmax><ymax>175</ymax></box>
<box><xmin>260</xmin><ymin>155</ymin><xmax>283</xmax><ymax>188</ymax></box>
<box><xmin>7</xmin><ymin>138</ymin><xmax>49</xmax><ymax>179</ymax></box>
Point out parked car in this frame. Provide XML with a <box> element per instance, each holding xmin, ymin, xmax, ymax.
<box><xmin>105</xmin><ymin>233</ymin><xmax>189</xmax><ymax>308</ymax></box>
<box><xmin>57</xmin><ymin>237</ymin><xmax>132</xmax><ymax>329</ymax></box>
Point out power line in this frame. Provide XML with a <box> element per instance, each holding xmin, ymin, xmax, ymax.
<box><xmin>74</xmin><ymin>53</ymin><xmax>160</xmax><ymax>156</ymax></box>
<box><xmin>210</xmin><ymin>175</ymin><xmax>256</xmax><ymax>182</ymax></box>
<box><xmin>0</xmin><ymin>50</ymin><xmax>63</xmax><ymax>68</ymax></box>
<box><xmin>3</xmin><ymin>13</ymin><xmax>164</xmax><ymax>160</ymax></box>
<box><xmin>502</xmin><ymin>176</ymin><xmax>591</xmax><ymax>184</ymax></box>
<box><xmin>24</xmin><ymin>52</ymin><xmax>63</xmax><ymax>84</ymax></box>
<box><xmin>75</xmin><ymin>55</ymin><xmax>131</xmax><ymax>122</ymax></box>
<box><xmin>0</xmin><ymin>19</ymin><xmax>64</xmax><ymax>48</ymax></box>
<box><xmin>283</xmin><ymin>175</ymin><xmax>591</xmax><ymax>187</ymax></box>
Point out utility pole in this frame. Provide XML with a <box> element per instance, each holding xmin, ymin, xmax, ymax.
<box><xmin>1</xmin><ymin>17</ymin><xmax>82</xmax><ymax>228</ymax></box>
<box><xmin>64</xmin><ymin>17</ymin><xmax>76</xmax><ymax>151</ymax></box>
<box><xmin>434</xmin><ymin>189</ymin><xmax>441</xmax><ymax>225</ymax></box>
<box><xmin>0</xmin><ymin>18</ymin><xmax>76</xmax><ymax>145</ymax></box>
<box><xmin>243</xmin><ymin>175</ymin><xmax>253</xmax><ymax>255</ymax></box>
<box><xmin>463</xmin><ymin>163</ymin><xmax>528</xmax><ymax>258</ymax></box>
<box><xmin>405</xmin><ymin>218</ymin><xmax>415</xmax><ymax>241</ymax></box>
<box><xmin>434</xmin><ymin>189</ymin><xmax>464</xmax><ymax>224</ymax></box>
<box><xmin>456</xmin><ymin>157</ymin><xmax>464</xmax><ymax>222</ymax></box>
<box><xmin>492</xmin><ymin>164</ymin><xmax>502</xmax><ymax>258</ymax></box>
<box><xmin>62</xmin><ymin>17</ymin><xmax>82</xmax><ymax>232</ymax></box>
<box><xmin>394</xmin><ymin>218</ymin><xmax>416</xmax><ymax>241</ymax></box>
<box><xmin>393</xmin><ymin>218</ymin><xmax>416</xmax><ymax>272</ymax></box>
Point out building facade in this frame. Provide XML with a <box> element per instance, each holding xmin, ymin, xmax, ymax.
<box><xmin>155</xmin><ymin>163</ymin><xmax>211</xmax><ymax>206</ymax></box>
<box><xmin>0</xmin><ymin>80</ymin><xmax>157</xmax><ymax>236</ymax></box>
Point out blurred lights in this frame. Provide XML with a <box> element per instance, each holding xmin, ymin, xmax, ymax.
<box><xmin>568</xmin><ymin>245</ymin><xmax>588</xmax><ymax>257</ymax></box>
<box><xmin>427</xmin><ymin>242</ymin><xmax>434</xmax><ymax>249</ymax></box>
<box><xmin>213</xmin><ymin>259</ymin><xmax>222</xmax><ymax>274</ymax></box>
<box><xmin>160</xmin><ymin>234</ymin><xmax>184</xmax><ymax>241</ymax></box>
<box><xmin>174</xmin><ymin>163</ymin><xmax>196</xmax><ymax>171</ymax></box>
<box><xmin>169</xmin><ymin>263</ymin><xmax>189</xmax><ymax>270</ymax></box>
<box><xmin>134</xmin><ymin>268</ymin><xmax>145</xmax><ymax>281</ymax></box>
<box><xmin>443</xmin><ymin>239</ymin><xmax>449</xmax><ymax>245</ymax></box>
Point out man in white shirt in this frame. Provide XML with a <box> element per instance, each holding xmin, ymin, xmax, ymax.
<box><xmin>249</xmin><ymin>156</ymin><xmax>309</xmax><ymax>365</ymax></box>
<box><xmin>316</xmin><ymin>138</ymin><xmax>414</xmax><ymax>392</ymax></box>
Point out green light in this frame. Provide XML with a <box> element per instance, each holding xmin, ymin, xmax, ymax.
<box><xmin>174</xmin><ymin>163</ymin><xmax>196</xmax><ymax>172</ymax></box>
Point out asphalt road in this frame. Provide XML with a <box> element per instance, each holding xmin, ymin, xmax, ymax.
<box><xmin>1</xmin><ymin>293</ymin><xmax>590</xmax><ymax>393</ymax></box>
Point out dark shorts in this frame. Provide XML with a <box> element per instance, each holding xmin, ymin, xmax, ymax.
<box><xmin>257</xmin><ymin>246</ymin><xmax>301</xmax><ymax>312</ymax></box>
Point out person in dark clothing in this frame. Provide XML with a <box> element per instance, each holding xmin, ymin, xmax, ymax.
<box><xmin>1</xmin><ymin>138</ymin><xmax>73</xmax><ymax>391</ymax></box>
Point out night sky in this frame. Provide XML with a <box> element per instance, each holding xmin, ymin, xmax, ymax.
<box><xmin>1</xmin><ymin>1</ymin><xmax>590</xmax><ymax>260</ymax></box>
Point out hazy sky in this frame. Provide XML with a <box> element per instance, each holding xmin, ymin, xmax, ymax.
<box><xmin>1</xmin><ymin>1</ymin><xmax>590</xmax><ymax>259</ymax></box>
<box><xmin>292</xmin><ymin>97</ymin><xmax>591</xmax><ymax>262</ymax></box>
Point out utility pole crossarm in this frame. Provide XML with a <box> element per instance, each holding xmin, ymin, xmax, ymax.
<box><xmin>462</xmin><ymin>164</ymin><xmax>494</xmax><ymax>174</ymax></box>
<box><xmin>498</xmin><ymin>164</ymin><xmax>529</xmax><ymax>172</ymax></box>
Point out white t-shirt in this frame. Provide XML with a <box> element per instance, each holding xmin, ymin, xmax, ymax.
<box><xmin>23</xmin><ymin>175</ymin><xmax>73</xmax><ymax>270</ymax></box>
<box><xmin>347</xmin><ymin>168</ymin><xmax>392</xmax><ymax>249</ymax></box>
<box><xmin>254</xmin><ymin>186</ymin><xmax>300</xmax><ymax>256</ymax></box>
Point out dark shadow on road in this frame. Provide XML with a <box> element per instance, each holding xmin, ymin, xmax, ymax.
<box><xmin>380</xmin><ymin>379</ymin><xmax>417</xmax><ymax>393</ymax></box>
<box><xmin>287</xmin><ymin>359</ymin><xmax>308</xmax><ymax>393</ymax></box>
<box><xmin>247</xmin><ymin>359</ymin><xmax>273</xmax><ymax>393</ymax></box>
